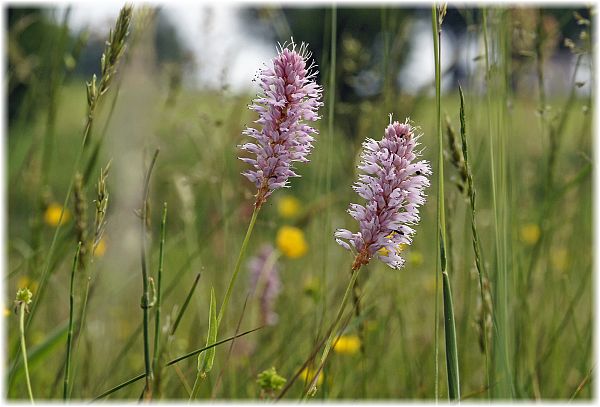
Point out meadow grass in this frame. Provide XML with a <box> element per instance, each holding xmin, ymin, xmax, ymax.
<box><xmin>6</xmin><ymin>4</ymin><xmax>593</xmax><ymax>401</ymax></box>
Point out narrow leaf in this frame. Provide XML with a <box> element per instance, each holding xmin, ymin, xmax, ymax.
<box><xmin>442</xmin><ymin>271</ymin><xmax>460</xmax><ymax>400</ymax></box>
<box><xmin>198</xmin><ymin>286</ymin><xmax>217</xmax><ymax>378</ymax></box>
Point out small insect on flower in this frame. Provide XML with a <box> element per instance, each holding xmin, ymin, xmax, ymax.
<box><xmin>335</xmin><ymin>116</ymin><xmax>431</xmax><ymax>270</ymax></box>
<box><xmin>276</xmin><ymin>225</ymin><xmax>308</xmax><ymax>259</ymax></box>
<box><xmin>44</xmin><ymin>203</ymin><xmax>71</xmax><ymax>227</ymax></box>
<box><xmin>333</xmin><ymin>334</ymin><xmax>361</xmax><ymax>355</ymax></box>
<box><xmin>239</xmin><ymin>39</ymin><xmax>323</xmax><ymax>209</ymax></box>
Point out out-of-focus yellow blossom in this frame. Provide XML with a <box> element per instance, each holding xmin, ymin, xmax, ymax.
<box><xmin>94</xmin><ymin>237</ymin><xmax>107</xmax><ymax>257</ymax></box>
<box><xmin>299</xmin><ymin>367</ymin><xmax>323</xmax><ymax>386</ymax></box>
<box><xmin>277</xmin><ymin>195</ymin><xmax>301</xmax><ymax>219</ymax></box>
<box><xmin>520</xmin><ymin>223</ymin><xmax>540</xmax><ymax>245</ymax></box>
<box><xmin>333</xmin><ymin>335</ymin><xmax>361</xmax><ymax>355</ymax></box>
<box><xmin>276</xmin><ymin>226</ymin><xmax>308</xmax><ymax>259</ymax></box>
<box><xmin>44</xmin><ymin>203</ymin><xmax>70</xmax><ymax>227</ymax></box>
<box><xmin>551</xmin><ymin>248</ymin><xmax>569</xmax><ymax>272</ymax></box>
<box><xmin>409</xmin><ymin>251</ymin><xmax>424</xmax><ymax>267</ymax></box>
<box><xmin>4</xmin><ymin>308</ymin><xmax>11</xmax><ymax>317</ymax></box>
<box><xmin>17</xmin><ymin>276</ymin><xmax>38</xmax><ymax>294</ymax></box>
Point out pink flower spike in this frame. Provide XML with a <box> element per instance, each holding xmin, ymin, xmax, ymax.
<box><xmin>335</xmin><ymin>116</ymin><xmax>432</xmax><ymax>270</ymax></box>
<box><xmin>239</xmin><ymin>39</ymin><xmax>323</xmax><ymax>209</ymax></box>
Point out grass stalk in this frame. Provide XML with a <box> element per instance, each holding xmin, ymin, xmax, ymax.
<box><xmin>458</xmin><ymin>86</ymin><xmax>491</xmax><ymax>396</ymax></box>
<box><xmin>170</xmin><ymin>272</ymin><xmax>201</xmax><ymax>336</ymax></box>
<box><xmin>12</xmin><ymin>9</ymin><xmax>133</xmax><ymax>375</ymax></box>
<box><xmin>140</xmin><ymin>149</ymin><xmax>160</xmax><ymax>399</ymax></box>
<box><xmin>320</xmin><ymin>3</ymin><xmax>337</xmax><ymax>341</ymax></box>
<box><xmin>432</xmin><ymin>4</ymin><xmax>460</xmax><ymax>400</ymax></box>
<box><xmin>92</xmin><ymin>327</ymin><xmax>262</xmax><ymax>401</ymax></box>
<box><xmin>152</xmin><ymin>202</ymin><xmax>167</xmax><ymax>395</ymax></box>
<box><xmin>63</xmin><ymin>242</ymin><xmax>81</xmax><ymax>401</ymax></box>
<box><xmin>430</xmin><ymin>5</ymin><xmax>441</xmax><ymax>401</ymax></box>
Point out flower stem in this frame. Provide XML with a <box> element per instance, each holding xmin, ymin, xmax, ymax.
<box><xmin>19</xmin><ymin>304</ymin><xmax>34</xmax><ymax>404</ymax></box>
<box><xmin>63</xmin><ymin>242</ymin><xmax>81</xmax><ymax>401</ymax></box>
<box><xmin>305</xmin><ymin>263</ymin><xmax>362</xmax><ymax>397</ymax></box>
<box><xmin>190</xmin><ymin>205</ymin><xmax>260</xmax><ymax>399</ymax></box>
<box><xmin>217</xmin><ymin>205</ymin><xmax>260</xmax><ymax>327</ymax></box>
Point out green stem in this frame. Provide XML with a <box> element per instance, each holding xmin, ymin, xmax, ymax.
<box><xmin>321</xmin><ymin>2</ymin><xmax>337</xmax><ymax>340</ymax></box>
<box><xmin>431</xmin><ymin>5</ymin><xmax>441</xmax><ymax>400</ymax></box>
<box><xmin>305</xmin><ymin>264</ymin><xmax>361</xmax><ymax>397</ymax></box>
<box><xmin>192</xmin><ymin>204</ymin><xmax>259</xmax><ymax>398</ymax></box>
<box><xmin>189</xmin><ymin>374</ymin><xmax>202</xmax><ymax>401</ymax></box>
<box><xmin>140</xmin><ymin>150</ymin><xmax>160</xmax><ymax>399</ymax></box>
<box><xmin>217</xmin><ymin>205</ymin><xmax>260</xmax><ymax>327</ymax></box>
<box><xmin>432</xmin><ymin>4</ymin><xmax>460</xmax><ymax>400</ymax></box>
<box><xmin>63</xmin><ymin>242</ymin><xmax>81</xmax><ymax>401</ymax></box>
<box><xmin>152</xmin><ymin>202</ymin><xmax>167</xmax><ymax>394</ymax></box>
<box><xmin>20</xmin><ymin>304</ymin><xmax>34</xmax><ymax>404</ymax></box>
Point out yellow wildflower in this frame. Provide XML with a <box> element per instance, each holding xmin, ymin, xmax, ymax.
<box><xmin>94</xmin><ymin>237</ymin><xmax>107</xmax><ymax>257</ymax></box>
<box><xmin>4</xmin><ymin>308</ymin><xmax>11</xmax><ymax>317</ymax></box>
<box><xmin>277</xmin><ymin>195</ymin><xmax>301</xmax><ymax>218</ymax></box>
<box><xmin>44</xmin><ymin>203</ymin><xmax>70</xmax><ymax>227</ymax></box>
<box><xmin>333</xmin><ymin>334</ymin><xmax>361</xmax><ymax>355</ymax></box>
<box><xmin>276</xmin><ymin>226</ymin><xmax>308</xmax><ymax>259</ymax></box>
<box><xmin>520</xmin><ymin>223</ymin><xmax>540</xmax><ymax>245</ymax></box>
<box><xmin>17</xmin><ymin>276</ymin><xmax>38</xmax><ymax>294</ymax></box>
<box><xmin>299</xmin><ymin>367</ymin><xmax>323</xmax><ymax>386</ymax></box>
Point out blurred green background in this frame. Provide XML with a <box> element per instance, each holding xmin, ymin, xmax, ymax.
<box><xmin>6</xmin><ymin>4</ymin><xmax>593</xmax><ymax>401</ymax></box>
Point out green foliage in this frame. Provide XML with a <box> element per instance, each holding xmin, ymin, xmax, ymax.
<box><xmin>5</xmin><ymin>4</ymin><xmax>593</xmax><ymax>402</ymax></box>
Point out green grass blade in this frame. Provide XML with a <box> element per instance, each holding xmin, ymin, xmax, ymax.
<box><xmin>93</xmin><ymin>326</ymin><xmax>262</xmax><ymax>401</ymax></box>
<box><xmin>170</xmin><ymin>272</ymin><xmax>201</xmax><ymax>336</ymax></box>
<box><xmin>63</xmin><ymin>242</ymin><xmax>81</xmax><ymax>401</ymax></box>
<box><xmin>442</xmin><ymin>271</ymin><xmax>460</xmax><ymax>400</ymax></box>
<box><xmin>198</xmin><ymin>286</ymin><xmax>218</xmax><ymax>377</ymax></box>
